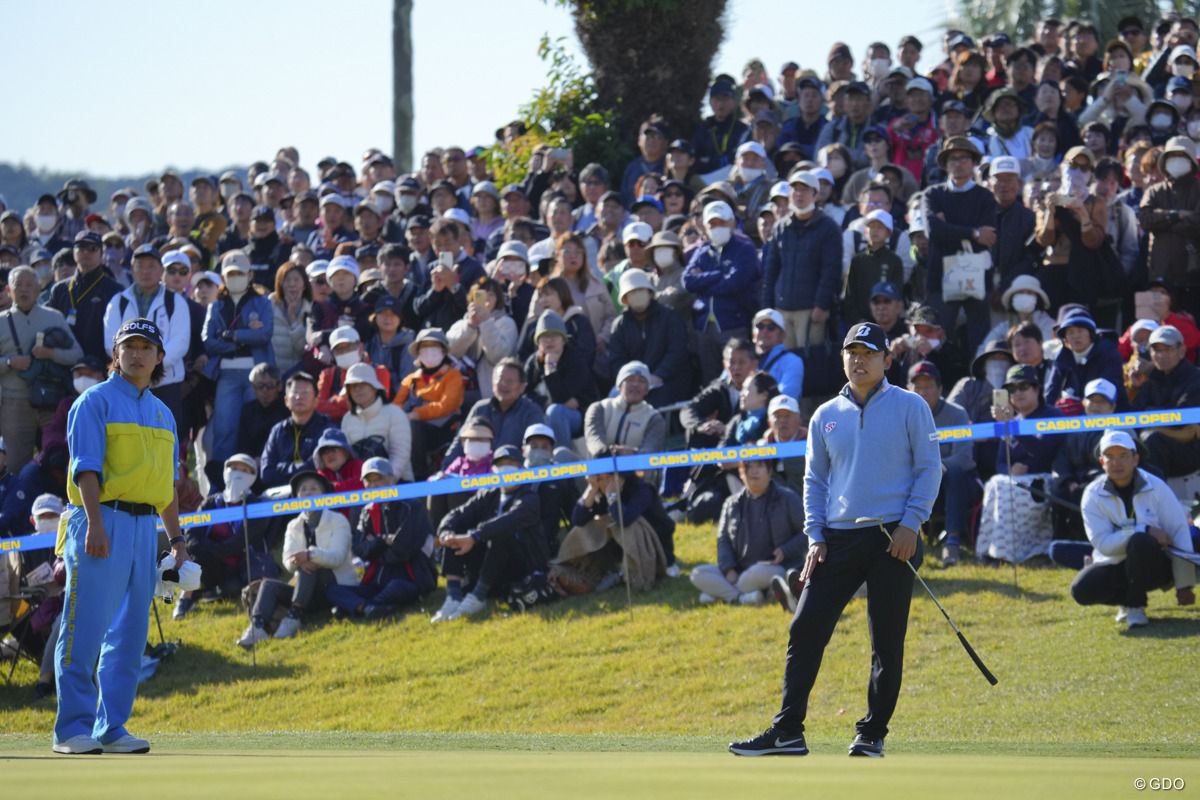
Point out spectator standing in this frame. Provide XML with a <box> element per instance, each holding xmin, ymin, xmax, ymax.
<box><xmin>47</xmin><ymin>231</ymin><xmax>122</xmax><ymax>362</ymax></box>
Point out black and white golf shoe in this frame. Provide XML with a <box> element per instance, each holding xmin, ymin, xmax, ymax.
<box><xmin>729</xmin><ymin>726</ymin><xmax>809</xmax><ymax>756</ymax></box>
<box><xmin>848</xmin><ymin>732</ymin><xmax>884</xmax><ymax>758</ymax></box>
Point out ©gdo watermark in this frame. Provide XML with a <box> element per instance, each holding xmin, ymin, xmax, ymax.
<box><xmin>1135</xmin><ymin>777</ymin><xmax>1186</xmax><ymax>790</ymax></box>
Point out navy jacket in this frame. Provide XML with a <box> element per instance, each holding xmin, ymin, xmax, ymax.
<box><xmin>681</xmin><ymin>232</ymin><xmax>762</xmax><ymax>332</ymax></box>
<box><xmin>922</xmin><ymin>181</ymin><xmax>998</xmax><ymax>295</ymax></box>
<box><xmin>46</xmin><ymin>269</ymin><xmax>123</xmax><ymax>362</ymax></box>
<box><xmin>441</xmin><ymin>485</ymin><xmax>548</xmax><ymax>574</ymax></box>
<box><xmin>607</xmin><ymin>300</ymin><xmax>691</xmax><ymax>404</ymax></box>
<box><xmin>692</xmin><ymin>115</ymin><xmax>748</xmax><ymax>174</ymax></box>
<box><xmin>413</xmin><ymin>255</ymin><xmax>486</xmax><ymax>331</ymax></box>
<box><xmin>761</xmin><ymin>211</ymin><xmax>842</xmax><ymax>312</ymax></box>
<box><xmin>1042</xmin><ymin>337</ymin><xmax>1128</xmax><ymax>410</ymax></box>
<box><xmin>259</xmin><ymin>412</ymin><xmax>335</xmax><ymax>488</ymax></box>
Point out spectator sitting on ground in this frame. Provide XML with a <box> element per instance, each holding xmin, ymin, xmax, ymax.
<box><xmin>1051</xmin><ymin>378</ymin><xmax>1118</xmax><ymax>543</ymax></box>
<box><xmin>445</xmin><ymin>356</ymin><xmax>545</xmax><ymax>464</ymax></box>
<box><xmin>760</xmin><ymin>394</ymin><xmax>807</xmax><ymax>493</ymax></box>
<box><xmin>522</xmin><ymin>310</ymin><xmax>598</xmax><ymax>449</ymax></box>
<box><xmin>326</xmin><ymin>458</ymin><xmax>438</xmax><ymax>621</ymax></box>
<box><xmin>1069</xmin><ymin>430</ymin><xmax>1195</xmax><ymax>630</ymax></box>
<box><xmin>259</xmin><ymin>371</ymin><xmax>334</xmax><ymax>489</ymax></box>
<box><xmin>689</xmin><ymin>458</ymin><xmax>807</xmax><ymax>609</ymax></box>
<box><xmin>976</xmin><ymin>364</ymin><xmax>1063</xmax><ymax>564</ymax></box>
<box><xmin>750</xmin><ymin>308</ymin><xmax>804</xmax><ymax>400</ymax></box>
<box><xmin>907</xmin><ymin>361</ymin><xmax>978</xmax><ymax>566</ymax></box>
<box><xmin>551</xmin><ymin>465</ymin><xmax>672</xmax><ymax>595</ymax></box>
<box><xmin>975</xmin><ymin>274</ymin><xmax>1057</xmax><ymax>358</ymax></box>
<box><xmin>431</xmin><ymin>445</ymin><xmax>547</xmax><ymax>622</ymax></box>
<box><xmin>237</xmin><ymin>471</ymin><xmax>357</xmax><ymax>646</ymax></box>
<box><xmin>340</xmin><ymin>361</ymin><xmax>413</xmax><ymax>482</ymax></box>
<box><xmin>608</xmin><ymin>269</ymin><xmax>690</xmax><ymax>406</ymax></box>
<box><xmin>1130</xmin><ymin>325</ymin><xmax>1200</xmax><ymax>478</ymax></box>
<box><xmin>392</xmin><ymin>328</ymin><xmax>464</xmax><ymax>479</ymax></box>
<box><xmin>522</xmin><ymin>423</ymin><xmax>581</xmax><ymax>558</ymax></box>
<box><xmin>427</xmin><ymin>418</ymin><xmax>494</xmax><ymax>527</ymax></box>
<box><xmin>177</xmin><ymin>454</ymin><xmax>277</xmax><ymax>619</ymax></box>
<box><xmin>584</xmin><ymin>361</ymin><xmax>666</xmax><ymax>462</ymax></box>
<box><xmin>315</xmin><ymin>325</ymin><xmax>391</xmax><ymax>422</ymax></box>
<box><xmin>1043</xmin><ymin>312</ymin><xmax>1128</xmax><ymax>410</ymax></box>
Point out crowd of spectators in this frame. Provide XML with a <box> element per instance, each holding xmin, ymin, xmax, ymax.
<box><xmin>3</xmin><ymin>13</ymin><xmax>1199</xmax><ymax>670</ymax></box>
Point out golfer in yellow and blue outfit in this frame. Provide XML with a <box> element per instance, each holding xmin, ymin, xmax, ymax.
<box><xmin>53</xmin><ymin>318</ymin><xmax>188</xmax><ymax>755</ymax></box>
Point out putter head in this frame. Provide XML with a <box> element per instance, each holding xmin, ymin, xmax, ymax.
<box><xmin>855</xmin><ymin>517</ymin><xmax>884</xmax><ymax>526</ymax></box>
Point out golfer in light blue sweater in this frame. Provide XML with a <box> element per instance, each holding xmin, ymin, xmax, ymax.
<box><xmin>731</xmin><ymin>321</ymin><xmax>941</xmax><ymax>759</ymax></box>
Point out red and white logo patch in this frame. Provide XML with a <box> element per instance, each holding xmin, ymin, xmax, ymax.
<box><xmin>824</xmin><ymin>421</ymin><xmax>837</xmax><ymax>434</ymax></box>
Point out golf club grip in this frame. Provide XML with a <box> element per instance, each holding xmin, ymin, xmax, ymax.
<box><xmin>956</xmin><ymin>631</ymin><xmax>998</xmax><ymax>685</ymax></box>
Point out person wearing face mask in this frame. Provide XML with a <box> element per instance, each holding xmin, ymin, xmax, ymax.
<box><xmin>30</xmin><ymin>194</ymin><xmax>71</xmax><ymax>255</ymax></box>
<box><xmin>392</xmin><ymin>328</ymin><xmax>465</xmax><ymax>480</ymax></box>
<box><xmin>201</xmin><ymin>252</ymin><xmax>275</xmax><ymax>482</ymax></box>
<box><xmin>887</xmin><ymin>305</ymin><xmax>969</xmax><ymax>395</ymax></box>
<box><xmin>1144</xmin><ymin>98</ymin><xmax>1182</xmax><ymax>145</ymax></box>
<box><xmin>175</xmin><ymin>454</ymin><xmax>278</xmax><ymax>620</ymax></box>
<box><xmin>1033</xmin><ymin>146</ymin><xmax>1109</xmax><ymax>312</ymax></box>
<box><xmin>946</xmin><ymin>341</ymin><xmax>1015</xmax><ymax>481</ymax></box>
<box><xmin>386</xmin><ymin>175</ymin><xmax>432</xmax><ymax>241</ymax></box>
<box><xmin>521</xmin><ymin>310</ymin><xmax>597</xmax><ymax>450</ymax></box>
<box><xmin>1140</xmin><ymin>136</ymin><xmax>1200</xmax><ymax>319</ymax></box>
<box><xmin>731</xmin><ymin>141</ymin><xmax>774</xmax><ymax>217</ymax></box>
<box><xmin>313</xmin><ymin>325</ymin><xmax>391</xmax><ymax>421</ymax></box>
<box><xmin>643</xmin><ymin>230</ymin><xmax>693</xmax><ymax>331</ymax></box>
<box><xmin>976</xmin><ymin>275</ymin><xmax>1056</xmax><ymax>358</ymax></box>
<box><xmin>326</xmin><ymin>458</ymin><xmax>437</xmax><ymax>621</ymax></box>
<box><xmin>681</xmin><ymin>201</ymin><xmax>760</xmax><ymax>383</ymax></box>
<box><xmin>609</xmin><ymin>270</ymin><xmax>690</xmax><ymax>406</ymax></box>
<box><xmin>431</xmin><ymin>445</ymin><xmax>547</xmax><ymax>622</ymax></box>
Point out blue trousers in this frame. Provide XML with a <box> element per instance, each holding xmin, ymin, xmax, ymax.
<box><xmin>545</xmin><ymin>403</ymin><xmax>583</xmax><ymax>452</ymax></box>
<box><xmin>327</xmin><ymin>577</ymin><xmax>421</xmax><ymax>612</ymax></box>
<box><xmin>211</xmin><ymin>368</ymin><xmax>253</xmax><ymax>473</ymax></box>
<box><xmin>54</xmin><ymin>505</ymin><xmax>158</xmax><ymax>745</ymax></box>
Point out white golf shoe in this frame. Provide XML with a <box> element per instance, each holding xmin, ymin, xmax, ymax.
<box><xmin>1125</xmin><ymin>607</ymin><xmax>1149</xmax><ymax>629</ymax></box>
<box><xmin>52</xmin><ymin>734</ymin><xmax>102</xmax><ymax>755</ymax></box>
<box><xmin>102</xmin><ymin>734</ymin><xmax>150</xmax><ymax>754</ymax></box>
<box><xmin>1115</xmin><ymin>606</ymin><xmax>1130</xmax><ymax>623</ymax></box>
<box><xmin>236</xmin><ymin>624</ymin><xmax>269</xmax><ymax>649</ymax></box>
<box><xmin>273</xmin><ymin>617</ymin><xmax>301</xmax><ymax>639</ymax></box>
<box><xmin>448</xmin><ymin>594</ymin><xmax>488</xmax><ymax>619</ymax></box>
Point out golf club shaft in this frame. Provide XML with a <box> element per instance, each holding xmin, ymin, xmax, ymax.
<box><xmin>242</xmin><ymin>494</ymin><xmax>256</xmax><ymax>670</ymax></box>
<box><xmin>871</xmin><ymin>521</ymin><xmax>999</xmax><ymax>686</ymax></box>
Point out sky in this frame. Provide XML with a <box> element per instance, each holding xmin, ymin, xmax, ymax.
<box><xmin>0</xmin><ymin>0</ymin><xmax>947</xmax><ymax>179</ymax></box>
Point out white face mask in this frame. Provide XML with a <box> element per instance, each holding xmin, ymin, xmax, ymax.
<box><xmin>708</xmin><ymin>225</ymin><xmax>732</xmax><ymax>246</ymax></box>
<box><xmin>35</xmin><ymin>264</ymin><xmax>52</xmax><ymax>286</ymax></box>
<box><xmin>418</xmin><ymin>347</ymin><xmax>444</xmax><ymax>368</ymax></box>
<box><xmin>1189</xmin><ymin>121</ymin><xmax>1200</xmax><ymax>140</ymax></box>
<box><xmin>224</xmin><ymin>274</ymin><xmax>249</xmax><ymax>294</ymax></box>
<box><xmin>334</xmin><ymin>350</ymin><xmax>360</xmax><ymax>369</ymax></box>
<box><xmin>37</xmin><ymin>214</ymin><xmax>58</xmax><ymax>233</ymax></box>
<box><xmin>1175</xmin><ymin>63</ymin><xmax>1196</xmax><ymax>79</ymax></box>
<box><xmin>923</xmin><ymin>336</ymin><xmax>942</xmax><ymax>350</ymax></box>
<box><xmin>374</xmin><ymin>195</ymin><xmax>395</xmax><ymax>213</ymax></box>
<box><xmin>986</xmin><ymin>360</ymin><xmax>1011</xmax><ymax>390</ymax></box>
<box><xmin>1151</xmin><ymin>112</ymin><xmax>1175</xmax><ymax>130</ymax></box>
<box><xmin>35</xmin><ymin>517</ymin><xmax>59</xmax><ymax>534</ymax></box>
<box><xmin>223</xmin><ymin>468</ymin><xmax>256</xmax><ymax>503</ymax></box>
<box><xmin>790</xmin><ymin>202</ymin><xmax>816</xmax><ymax>216</ymax></box>
<box><xmin>870</xmin><ymin>58</ymin><xmax>890</xmax><ymax>79</ymax></box>
<box><xmin>464</xmin><ymin>440</ymin><xmax>491</xmax><ymax>460</ymax></box>
<box><xmin>493</xmin><ymin>464</ymin><xmax>520</xmax><ymax>474</ymax></box>
<box><xmin>626</xmin><ymin>288</ymin><xmax>653</xmax><ymax>312</ymax></box>
<box><xmin>1011</xmin><ymin>293</ymin><xmax>1038</xmax><ymax>314</ymax></box>
<box><xmin>740</xmin><ymin>167</ymin><xmax>764</xmax><ymax>184</ymax></box>
<box><xmin>1174</xmin><ymin>94</ymin><xmax>1193</xmax><ymax>112</ymax></box>
<box><xmin>825</xmin><ymin>158</ymin><xmax>847</xmax><ymax>178</ymax></box>
<box><xmin>73</xmin><ymin>375</ymin><xmax>99</xmax><ymax>395</ymax></box>
<box><xmin>397</xmin><ymin>194</ymin><xmax>418</xmax><ymax>214</ymax></box>
<box><xmin>1166</xmin><ymin>157</ymin><xmax>1194</xmax><ymax>178</ymax></box>
<box><xmin>652</xmin><ymin>248</ymin><xmax>676</xmax><ymax>268</ymax></box>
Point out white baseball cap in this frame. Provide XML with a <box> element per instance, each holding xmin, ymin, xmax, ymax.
<box><xmin>990</xmin><ymin>155</ymin><xmax>1022</xmax><ymax>176</ymax></box>
<box><xmin>768</xmin><ymin>395</ymin><xmax>800</xmax><ymax>416</ymax></box>
<box><xmin>787</xmin><ymin>169</ymin><xmax>821</xmax><ymax>191</ymax></box>
<box><xmin>1083</xmin><ymin>378</ymin><xmax>1117</xmax><ymax>403</ymax></box>
<box><xmin>523</xmin><ymin>423</ymin><xmax>556</xmax><ymax>444</ymax></box>
<box><xmin>736</xmin><ymin>141</ymin><xmax>768</xmax><ymax>161</ymax></box>
<box><xmin>1098</xmin><ymin>429</ymin><xmax>1138</xmax><ymax>453</ymax></box>
<box><xmin>865</xmin><ymin>208</ymin><xmax>894</xmax><ymax>232</ymax></box>
<box><xmin>702</xmin><ymin>201</ymin><xmax>735</xmax><ymax>224</ymax></box>
<box><xmin>622</xmin><ymin>221</ymin><xmax>653</xmax><ymax>244</ymax></box>
<box><xmin>753</xmin><ymin>308</ymin><xmax>786</xmax><ymax>329</ymax></box>
<box><xmin>769</xmin><ymin>181</ymin><xmax>790</xmax><ymax>201</ymax></box>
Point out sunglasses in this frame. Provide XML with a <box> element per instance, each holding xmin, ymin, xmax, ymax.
<box><xmin>252</xmin><ymin>382</ymin><xmax>280</xmax><ymax>391</ymax></box>
<box><xmin>166</xmin><ymin>266</ymin><xmax>190</xmax><ymax>276</ymax></box>
<box><xmin>312</xmin><ymin>277</ymin><xmax>329</xmax><ymax>286</ymax></box>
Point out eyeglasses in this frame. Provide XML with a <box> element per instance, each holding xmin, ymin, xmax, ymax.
<box><xmin>312</xmin><ymin>277</ymin><xmax>328</xmax><ymax>286</ymax></box>
<box><xmin>252</xmin><ymin>382</ymin><xmax>280</xmax><ymax>391</ymax></box>
<box><xmin>74</xmin><ymin>243</ymin><xmax>100</xmax><ymax>253</ymax></box>
<box><xmin>755</xmin><ymin>322</ymin><xmax>780</xmax><ymax>331</ymax></box>
<box><xmin>166</xmin><ymin>266</ymin><xmax>190</xmax><ymax>276</ymax></box>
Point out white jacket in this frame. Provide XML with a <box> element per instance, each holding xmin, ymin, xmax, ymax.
<box><xmin>1081</xmin><ymin>467</ymin><xmax>1196</xmax><ymax>588</ymax></box>
<box><xmin>281</xmin><ymin>509</ymin><xmax>357</xmax><ymax>586</ymax></box>
<box><xmin>447</xmin><ymin>309</ymin><xmax>518</xmax><ymax>399</ymax></box>
<box><xmin>102</xmin><ymin>285</ymin><xmax>191</xmax><ymax>385</ymax></box>
<box><xmin>340</xmin><ymin>398</ymin><xmax>414</xmax><ymax>481</ymax></box>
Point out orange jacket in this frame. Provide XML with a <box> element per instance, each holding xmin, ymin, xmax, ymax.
<box><xmin>392</xmin><ymin>364</ymin><xmax>464</xmax><ymax>422</ymax></box>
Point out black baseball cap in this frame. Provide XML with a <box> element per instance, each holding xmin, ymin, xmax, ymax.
<box><xmin>131</xmin><ymin>244</ymin><xmax>161</xmax><ymax>261</ymax></box>
<box><xmin>1003</xmin><ymin>364</ymin><xmax>1040</xmax><ymax>387</ymax></box>
<box><xmin>73</xmin><ymin>231</ymin><xmax>103</xmax><ymax>248</ymax></box>
<box><xmin>668</xmin><ymin>138</ymin><xmax>695</xmax><ymax>156</ymax></box>
<box><xmin>907</xmin><ymin>360</ymin><xmax>942</xmax><ymax>385</ymax></box>
<box><xmin>843</xmin><ymin>322</ymin><xmax>890</xmax><ymax>352</ymax></box>
<box><xmin>113</xmin><ymin>318</ymin><xmax>164</xmax><ymax>349</ymax></box>
<box><xmin>870</xmin><ymin>281</ymin><xmax>902</xmax><ymax>301</ymax></box>
<box><xmin>493</xmin><ymin>444</ymin><xmax>523</xmax><ymax>464</ymax></box>
<box><xmin>406</xmin><ymin>214</ymin><xmax>434</xmax><ymax>232</ymax></box>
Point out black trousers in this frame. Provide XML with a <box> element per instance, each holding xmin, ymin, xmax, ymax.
<box><xmin>773</xmin><ymin>522</ymin><xmax>922</xmax><ymax>739</ymax></box>
<box><xmin>252</xmin><ymin>568</ymin><xmax>337</xmax><ymax>622</ymax></box>
<box><xmin>1142</xmin><ymin>432</ymin><xmax>1200</xmax><ymax>479</ymax></box>
<box><xmin>441</xmin><ymin>537</ymin><xmax>527</xmax><ymax>597</ymax></box>
<box><xmin>1070</xmin><ymin>531</ymin><xmax>1174</xmax><ymax>609</ymax></box>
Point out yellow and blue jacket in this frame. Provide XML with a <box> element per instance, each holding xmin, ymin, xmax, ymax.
<box><xmin>65</xmin><ymin>371</ymin><xmax>178</xmax><ymax>516</ymax></box>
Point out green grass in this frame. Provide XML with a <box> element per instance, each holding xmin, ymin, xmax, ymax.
<box><xmin>2</xmin><ymin>522</ymin><xmax>1197</xmax><ymax>756</ymax></box>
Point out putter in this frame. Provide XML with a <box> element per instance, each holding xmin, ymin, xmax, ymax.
<box><xmin>856</xmin><ymin>517</ymin><xmax>998</xmax><ymax>686</ymax></box>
